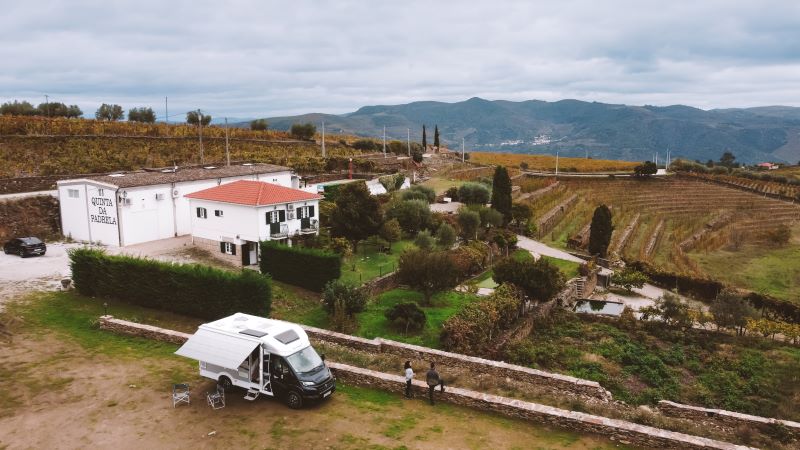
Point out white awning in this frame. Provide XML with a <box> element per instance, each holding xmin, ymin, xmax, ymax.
<box><xmin>175</xmin><ymin>328</ymin><xmax>260</xmax><ymax>369</ymax></box>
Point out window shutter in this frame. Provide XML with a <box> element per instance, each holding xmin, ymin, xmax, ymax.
<box><xmin>266</xmin><ymin>212</ymin><xmax>272</xmax><ymax>224</ymax></box>
<box><xmin>279</xmin><ymin>210</ymin><xmax>286</xmax><ymax>222</ymax></box>
<box><xmin>219</xmin><ymin>241</ymin><xmax>225</xmax><ymax>253</ymax></box>
<box><xmin>296</xmin><ymin>207</ymin><xmax>302</xmax><ymax>218</ymax></box>
<box><xmin>309</xmin><ymin>205</ymin><xmax>315</xmax><ymax>217</ymax></box>
<box><xmin>231</xmin><ymin>244</ymin><xmax>237</xmax><ymax>256</ymax></box>
<box><xmin>197</xmin><ymin>208</ymin><xmax>202</xmax><ymax>218</ymax></box>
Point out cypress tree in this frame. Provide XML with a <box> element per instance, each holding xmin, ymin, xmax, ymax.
<box><xmin>422</xmin><ymin>125</ymin><xmax>427</xmax><ymax>149</ymax></box>
<box><xmin>588</xmin><ymin>204</ymin><xmax>614</xmax><ymax>257</ymax></box>
<box><xmin>490</xmin><ymin>166</ymin><xmax>513</xmax><ymax>224</ymax></box>
<box><xmin>434</xmin><ymin>125</ymin><xmax>440</xmax><ymax>148</ymax></box>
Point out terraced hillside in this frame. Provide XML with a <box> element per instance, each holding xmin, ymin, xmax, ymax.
<box><xmin>524</xmin><ymin>176</ymin><xmax>800</xmax><ymax>302</ymax></box>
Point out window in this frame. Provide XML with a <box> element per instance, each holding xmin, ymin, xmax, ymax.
<box><xmin>265</xmin><ymin>210</ymin><xmax>285</xmax><ymax>224</ymax></box>
<box><xmin>67</xmin><ymin>189</ymin><xmax>79</xmax><ymax>198</ymax></box>
<box><xmin>296</xmin><ymin>205</ymin><xmax>315</xmax><ymax>219</ymax></box>
<box><xmin>221</xmin><ymin>242</ymin><xmax>236</xmax><ymax>255</ymax></box>
<box><xmin>196</xmin><ymin>207</ymin><xmax>207</xmax><ymax>219</ymax></box>
<box><xmin>214</xmin><ymin>209</ymin><xmax>223</xmax><ymax>217</ymax></box>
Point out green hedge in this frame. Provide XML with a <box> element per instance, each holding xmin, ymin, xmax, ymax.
<box><xmin>69</xmin><ymin>248</ymin><xmax>271</xmax><ymax>319</ymax></box>
<box><xmin>260</xmin><ymin>241</ymin><xmax>341</xmax><ymax>291</ymax></box>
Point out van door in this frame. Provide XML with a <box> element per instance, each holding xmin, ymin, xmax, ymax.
<box><xmin>271</xmin><ymin>356</ymin><xmax>292</xmax><ymax>399</ymax></box>
<box><xmin>262</xmin><ymin>349</ymin><xmax>273</xmax><ymax>395</ymax></box>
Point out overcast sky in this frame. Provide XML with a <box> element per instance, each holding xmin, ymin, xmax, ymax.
<box><xmin>1</xmin><ymin>0</ymin><xmax>799</xmax><ymax>120</ymax></box>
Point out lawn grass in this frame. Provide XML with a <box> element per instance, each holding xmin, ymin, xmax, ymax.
<box><xmin>270</xmin><ymin>281</ymin><xmax>329</xmax><ymax>328</ymax></box>
<box><xmin>690</xmin><ymin>243</ymin><xmax>800</xmax><ymax>303</ymax></box>
<box><xmin>541</xmin><ymin>255</ymin><xmax>581</xmax><ymax>279</ymax></box>
<box><xmin>420</xmin><ymin>177</ymin><xmax>466</xmax><ymax>195</ymax></box>
<box><xmin>339</xmin><ymin>240</ymin><xmax>415</xmax><ymax>285</ymax></box>
<box><xmin>8</xmin><ymin>291</ymin><xmax>194</xmax><ymax>359</ymax></box>
<box><xmin>355</xmin><ymin>288</ymin><xmax>478</xmax><ymax>348</ymax></box>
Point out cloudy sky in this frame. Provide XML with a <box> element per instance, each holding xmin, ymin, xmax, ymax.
<box><xmin>1</xmin><ymin>0</ymin><xmax>799</xmax><ymax>119</ymax></box>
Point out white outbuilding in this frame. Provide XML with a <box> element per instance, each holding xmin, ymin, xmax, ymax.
<box><xmin>56</xmin><ymin>163</ymin><xmax>296</xmax><ymax>247</ymax></box>
<box><xmin>186</xmin><ymin>180</ymin><xmax>322</xmax><ymax>266</ymax></box>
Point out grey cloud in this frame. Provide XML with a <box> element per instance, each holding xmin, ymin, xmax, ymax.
<box><xmin>1</xmin><ymin>0</ymin><xmax>799</xmax><ymax>119</ymax></box>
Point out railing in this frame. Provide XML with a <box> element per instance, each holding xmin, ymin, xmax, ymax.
<box><xmin>270</xmin><ymin>224</ymin><xmax>289</xmax><ymax>239</ymax></box>
<box><xmin>299</xmin><ymin>220</ymin><xmax>319</xmax><ymax>235</ymax></box>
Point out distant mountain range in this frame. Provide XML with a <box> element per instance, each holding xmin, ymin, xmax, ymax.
<box><xmin>246</xmin><ymin>98</ymin><xmax>800</xmax><ymax>164</ymax></box>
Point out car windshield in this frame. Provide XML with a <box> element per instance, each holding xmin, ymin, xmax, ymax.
<box><xmin>285</xmin><ymin>346</ymin><xmax>323</xmax><ymax>374</ymax></box>
<box><xmin>22</xmin><ymin>237</ymin><xmax>42</xmax><ymax>244</ymax></box>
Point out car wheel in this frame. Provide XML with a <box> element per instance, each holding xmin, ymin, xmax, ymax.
<box><xmin>18</xmin><ymin>250</ymin><xmax>25</xmax><ymax>258</ymax></box>
<box><xmin>285</xmin><ymin>390</ymin><xmax>303</xmax><ymax>409</ymax></box>
<box><xmin>217</xmin><ymin>376</ymin><xmax>233</xmax><ymax>391</ymax></box>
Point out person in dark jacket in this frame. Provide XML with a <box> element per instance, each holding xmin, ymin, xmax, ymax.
<box><xmin>425</xmin><ymin>362</ymin><xmax>445</xmax><ymax>405</ymax></box>
<box><xmin>404</xmin><ymin>360</ymin><xmax>414</xmax><ymax>398</ymax></box>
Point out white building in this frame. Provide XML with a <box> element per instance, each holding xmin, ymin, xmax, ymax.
<box><xmin>186</xmin><ymin>180</ymin><xmax>322</xmax><ymax>266</ymax></box>
<box><xmin>57</xmin><ymin>163</ymin><xmax>296</xmax><ymax>247</ymax></box>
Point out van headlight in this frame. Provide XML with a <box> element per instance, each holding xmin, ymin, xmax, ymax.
<box><xmin>302</xmin><ymin>381</ymin><xmax>315</xmax><ymax>387</ymax></box>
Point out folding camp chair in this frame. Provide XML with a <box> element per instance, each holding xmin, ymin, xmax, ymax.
<box><xmin>207</xmin><ymin>385</ymin><xmax>225</xmax><ymax>410</ymax></box>
<box><xmin>172</xmin><ymin>383</ymin><xmax>190</xmax><ymax>408</ymax></box>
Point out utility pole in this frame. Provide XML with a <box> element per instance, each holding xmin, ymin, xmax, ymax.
<box><xmin>224</xmin><ymin>117</ymin><xmax>230</xmax><ymax>167</ymax></box>
<box><xmin>407</xmin><ymin>128</ymin><xmax>411</xmax><ymax>157</ymax></box>
<box><xmin>321</xmin><ymin>121</ymin><xmax>326</xmax><ymax>158</ymax></box>
<box><xmin>555</xmin><ymin>151</ymin><xmax>559</xmax><ymax>176</ymax></box>
<box><xmin>197</xmin><ymin>109</ymin><xmax>204</xmax><ymax>164</ymax></box>
<box><xmin>165</xmin><ymin>97</ymin><xmax>168</xmax><ymax>124</ymax></box>
<box><xmin>44</xmin><ymin>94</ymin><xmax>49</xmax><ymax>117</ymax></box>
<box><xmin>382</xmin><ymin>126</ymin><xmax>386</xmax><ymax>158</ymax></box>
<box><xmin>461</xmin><ymin>138</ymin><xmax>465</xmax><ymax>163</ymax></box>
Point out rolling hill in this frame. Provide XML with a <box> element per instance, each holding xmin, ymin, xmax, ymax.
<box><xmin>255</xmin><ymin>98</ymin><xmax>800</xmax><ymax>164</ymax></box>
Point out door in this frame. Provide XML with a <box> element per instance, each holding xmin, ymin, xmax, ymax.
<box><xmin>262</xmin><ymin>350</ymin><xmax>273</xmax><ymax>394</ymax></box>
<box><xmin>300</xmin><ymin>217</ymin><xmax>310</xmax><ymax>229</ymax></box>
<box><xmin>270</xmin><ymin>222</ymin><xmax>280</xmax><ymax>235</ymax></box>
<box><xmin>271</xmin><ymin>356</ymin><xmax>292</xmax><ymax>399</ymax></box>
<box><xmin>249</xmin><ymin>242</ymin><xmax>257</xmax><ymax>265</ymax></box>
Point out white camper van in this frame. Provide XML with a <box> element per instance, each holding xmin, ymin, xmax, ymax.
<box><xmin>176</xmin><ymin>313</ymin><xmax>335</xmax><ymax>409</ymax></box>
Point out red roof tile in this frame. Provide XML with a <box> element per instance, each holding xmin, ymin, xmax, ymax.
<box><xmin>185</xmin><ymin>180</ymin><xmax>322</xmax><ymax>206</ymax></box>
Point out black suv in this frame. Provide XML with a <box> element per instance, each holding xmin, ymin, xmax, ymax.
<box><xmin>3</xmin><ymin>237</ymin><xmax>47</xmax><ymax>257</ymax></box>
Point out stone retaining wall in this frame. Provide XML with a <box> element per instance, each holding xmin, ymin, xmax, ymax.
<box><xmin>329</xmin><ymin>362</ymin><xmax>752</xmax><ymax>450</ymax></box>
<box><xmin>300</xmin><ymin>323</ymin><xmax>613</xmax><ymax>401</ymax></box>
<box><xmin>659</xmin><ymin>400</ymin><xmax>800</xmax><ymax>442</ymax></box>
<box><xmin>357</xmin><ymin>270</ymin><xmax>399</xmax><ymax>297</ymax></box>
<box><xmin>98</xmin><ymin>315</ymin><xmax>191</xmax><ymax>345</ymax></box>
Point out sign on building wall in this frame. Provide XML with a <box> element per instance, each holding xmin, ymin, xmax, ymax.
<box><xmin>89</xmin><ymin>188</ymin><xmax>118</xmax><ymax>225</ymax></box>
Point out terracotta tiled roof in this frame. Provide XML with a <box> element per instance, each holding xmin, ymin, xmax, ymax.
<box><xmin>185</xmin><ymin>180</ymin><xmax>322</xmax><ymax>206</ymax></box>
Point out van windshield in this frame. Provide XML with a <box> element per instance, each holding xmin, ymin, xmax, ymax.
<box><xmin>286</xmin><ymin>346</ymin><xmax>323</xmax><ymax>374</ymax></box>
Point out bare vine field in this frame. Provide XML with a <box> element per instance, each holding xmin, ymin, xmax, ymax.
<box><xmin>521</xmin><ymin>176</ymin><xmax>800</xmax><ymax>302</ymax></box>
<box><xmin>470</xmin><ymin>152</ymin><xmax>638</xmax><ymax>172</ymax></box>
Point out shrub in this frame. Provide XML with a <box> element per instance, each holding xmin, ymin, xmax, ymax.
<box><xmin>352</xmin><ymin>139</ymin><xmax>378</xmax><ymax>151</ymax></box>
<box><xmin>400</xmin><ymin>185</ymin><xmax>435</xmax><ymax>203</ymax></box>
<box><xmin>445</xmin><ymin>186</ymin><xmax>459</xmax><ymax>201</ymax></box>
<box><xmin>322</xmin><ymin>280</ymin><xmax>367</xmax><ymax>316</ymax></box>
<box><xmin>457</xmin><ymin>182</ymin><xmax>490</xmax><ymax>204</ymax></box>
<box><xmin>260</xmin><ymin>241</ymin><xmax>341</xmax><ymax>291</ymax></box>
<box><xmin>69</xmin><ymin>248</ymin><xmax>270</xmax><ymax>319</ymax></box>
<box><xmin>441</xmin><ymin>284</ymin><xmax>524</xmax><ymax>354</ymax></box>
<box><xmin>435</xmin><ymin>223</ymin><xmax>457</xmax><ymax>248</ymax></box>
<box><xmin>290</xmin><ymin>122</ymin><xmax>316</xmax><ymax>140</ymax></box>
<box><xmin>613</xmin><ymin>267</ymin><xmax>648</xmax><ymax>292</ymax></box>
<box><xmin>397</xmin><ymin>249</ymin><xmax>460</xmax><ymax>304</ymax></box>
<box><xmin>764</xmin><ymin>224</ymin><xmax>791</xmax><ymax>247</ymax></box>
<box><xmin>385</xmin><ymin>199</ymin><xmax>432</xmax><ymax>234</ymax></box>
<box><xmin>250</xmin><ymin>119</ymin><xmax>269</xmax><ymax>131</ymax></box>
<box><xmin>413</xmin><ymin>230</ymin><xmax>435</xmax><ymax>250</ymax></box>
<box><xmin>327</xmin><ymin>237</ymin><xmax>353</xmax><ymax>258</ymax></box>
<box><xmin>493</xmin><ymin>257</ymin><xmax>565</xmax><ymax>302</ymax></box>
<box><xmin>385</xmin><ymin>302</ymin><xmax>426</xmax><ymax>334</ymax></box>
<box><xmin>457</xmin><ymin>208</ymin><xmax>481</xmax><ymax>240</ymax></box>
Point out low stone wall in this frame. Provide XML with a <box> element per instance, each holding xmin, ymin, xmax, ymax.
<box><xmin>659</xmin><ymin>400</ymin><xmax>800</xmax><ymax>442</ymax></box>
<box><xmin>301</xmin><ymin>324</ymin><xmax>613</xmax><ymax>402</ymax></box>
<box><xmin>329</xmin><ymin>362</ymin><xmax>752</xmax><ymax>450</ymax></box>
<box><xmin>357</xmin><ymin>270</ymin><xmax>399</xmax><ymax>297</ymax></box>
<box><xmin>192</xmin><ymin>236</ymin><xmax>243</xmax><ymax>267</ymax></box>
<box><xmin>98</xmin><ymin>315</ymin><xmax>191</xmax><ymax>345</ymax></box>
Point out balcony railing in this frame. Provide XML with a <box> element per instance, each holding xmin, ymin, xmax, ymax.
<box><xmin>299</xmin><ymin>220</ymin><xmax>319</xmax><ymax>235</ymax></box>
<box><xmin>270</xmin><ymin>224</ymin><xmax>289</xmax><ymax>239</ymax></box>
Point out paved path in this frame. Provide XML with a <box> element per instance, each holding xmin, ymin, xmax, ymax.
<box><xmin>515</xmin><ymin>235</ymin><xmax>584</xmax><ymax>263</ymax></box>
<box><xmin>0</xmin><ymin>190</ymin><xmax>57</xmax><ymax>201</ymax></box>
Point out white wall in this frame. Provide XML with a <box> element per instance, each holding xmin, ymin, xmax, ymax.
<box><xmin>117</xmin><ymin>184</ymin><xmax>175</xmax><ymax>246</ymax></box>
<box><xmin>57</xmin><ymin>180</ymin><xmax>120</xmax><ymax>246</ymax></box>
<box><xmin>189</xmin><ymin>199</ymin><xmax>261</xmax><ymax>245</ymax></box>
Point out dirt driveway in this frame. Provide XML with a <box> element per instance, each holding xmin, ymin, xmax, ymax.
<box><xmin>0</xmin><ymin>321</ymin><xmax>621</xmax><ymax>450</ymax></box>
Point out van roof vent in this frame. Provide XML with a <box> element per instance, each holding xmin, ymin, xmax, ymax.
<box><xmin>240</xmin><ymin>329</ymin><xmax>269</xmax><ymax>338</ymax></box>
<box><xmin>274</xmin><ymin>329</ymin><xmax>299</xmax><ymax>344</ymax></box>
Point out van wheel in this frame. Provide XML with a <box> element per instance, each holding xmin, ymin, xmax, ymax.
<box><xmin>217</xmin><ymin>376</ymin><xmax>232</xmax><ymax>391</ymax></box>
<box><xmin>286</xmin><ymin>391</ymin><xmax>303</xmax><ymax>409</ymax></box>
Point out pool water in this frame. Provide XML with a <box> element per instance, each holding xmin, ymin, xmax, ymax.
<box><xmin>574</xmin><ymin>300</ymin><xmax>625</xmax><ymax>316</ymax></box>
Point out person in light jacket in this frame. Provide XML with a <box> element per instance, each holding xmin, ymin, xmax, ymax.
<box><xmin>404</xmin><ymin>360</ymin><xmax>413</xmax><ymax>398</ymax></box>
<box><xmin>425</xmin><ymin>362</ymin><xmax>445</xmax><ymax>405</ymax></box>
